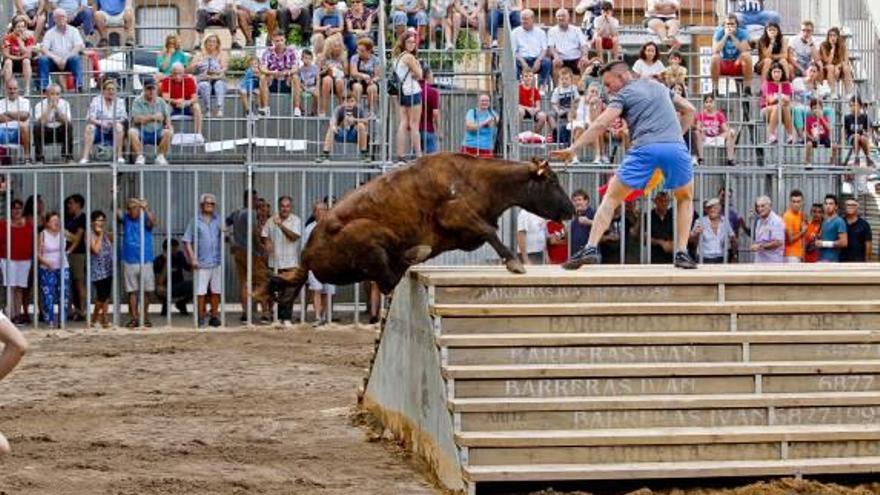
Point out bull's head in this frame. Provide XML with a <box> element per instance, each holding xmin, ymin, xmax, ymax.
<box><xmin>520</xmin><ymin>158</ymin><xmax>575</xmax><ymax>222</ymax></box>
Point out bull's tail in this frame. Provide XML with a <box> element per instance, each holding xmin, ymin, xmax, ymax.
<box><xmin>268</xmin><ymin>265</ymin><xmax>310</xmax><ymax>306</ymax></box>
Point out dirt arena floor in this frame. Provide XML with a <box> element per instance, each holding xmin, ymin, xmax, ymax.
<box><xmin>2</xmin><ymin>322</ymin><xmax>880</xmax><ymax>495</ymax></box>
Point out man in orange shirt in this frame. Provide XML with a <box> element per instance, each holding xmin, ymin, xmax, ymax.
<box><xmin>783</xmin><ymin>189</ymin><xmax>807</xmax><ymax>262</ymax></box>
<box><xmin>803</xmin><ymin>203</ymin><xmax>823</xmax><ymax>263</ymax></box>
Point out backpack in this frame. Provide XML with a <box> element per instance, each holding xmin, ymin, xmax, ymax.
<box><xmin>388</xmin><ymin>57</ymin><xmax>410</xmax><ymax>96</ymax></box>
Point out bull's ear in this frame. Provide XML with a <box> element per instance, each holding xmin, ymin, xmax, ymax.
<box><xmin>533</xmin><ymin>159</ymin><xmax>551</xmax><ymax>177</ymax></box>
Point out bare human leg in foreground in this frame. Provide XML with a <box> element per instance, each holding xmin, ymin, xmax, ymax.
<box><xmin>0</xmin><ymin>311</ymin><xmax>27</xmax><ymax>455</ymax></box>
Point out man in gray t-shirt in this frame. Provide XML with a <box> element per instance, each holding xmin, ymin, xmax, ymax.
<box><xmin>552</xmin><ymin>60</ymin><xmax>698</xmax><ymax>269</ymax></box>
<box><xmin>788</xmin><ymin>20</ymin><xmax>818</xmax><ymax>76</ymax></box>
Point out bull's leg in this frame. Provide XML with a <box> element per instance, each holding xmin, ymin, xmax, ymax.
<box><xmin>436</xmin><ymin>200</ymin><xmax>525</xmax><ymax>274</ymax></box>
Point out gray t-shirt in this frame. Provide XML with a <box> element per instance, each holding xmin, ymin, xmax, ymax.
<box><xmin>607</xmin><ymin>78</ymin><xmax>683</xmax><ymax>149</ymax></box>
<box><xmin>788</xmin><ymin>35</ymin><xmax>816</xmax><ymax>70</ymax></box>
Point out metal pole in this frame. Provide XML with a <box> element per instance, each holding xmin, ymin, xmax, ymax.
<box><xmin>165</xmin><ymin>168</ymin><xmax>172</xmax><ymax>328</ymax></box>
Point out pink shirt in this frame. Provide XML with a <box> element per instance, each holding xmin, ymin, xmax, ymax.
<box><xmin>697</xmin><ymin>110</ymin><xmax>727</xmax><ymax>137</ymax></box>
<box><xmin>760</xmin><ymin>81</ymin><xmax>792</xmax><ymax>108</ymax></box>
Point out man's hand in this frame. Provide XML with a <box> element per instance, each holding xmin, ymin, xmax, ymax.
<box><xmin>550</xmin><ymin>147</ymin><xmax>576</xmax><ymax>163</ymax></box>
<box><xmin>750</xmin><ymin>243</ymin><xmax>761</xmax><ymax>252</ymax></box>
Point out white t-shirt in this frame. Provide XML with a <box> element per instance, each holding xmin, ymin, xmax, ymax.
<box><xmin>692</xmin><ymin>216</ymin><xmax>733</xmax><ymax>259</ymax></box>
<box><xmin>517</xmin><ymin>210</ymin><xmax>547</xmax><ymax>254</ymax></box>
<box><xmin>41</xmin><ymin>25</ymin><xmax>84</xmax><ymax>61</ymax></box>
<box><xmin>33</xmin><ymin>98</ymin><xmax>71</xmax><ymax>129</ymax></box>
<box><xmin>261</xmin><ymin>214</ymin><xmax>302</xmax><ymax>269</ymax></box>
<box><xmin>511</xmin><ymin>26</ymin><xmax>548</xmax><ymax>59</ymax></box>
<box><xmin>593</xmin><ymin>15</ymin><xmax>619</xmax><ymax>37</ymax></box>
<box><xmin>0</xmin><ymin>97</ymin><xmax>30</xmax><ymax>130</ymax></box>
<box><xmin>202</xmin><ymin>0</ymin><xmax>229</xmax><ymax>13</ymax></box>
<box><xmin>632</xmin><ymin>59</ymin><xmax>666</xmax><ymax>79</ymax></box>
<box><xmin>547</xmin><ymin>25</ymin><xmax>586</xmax><ymax>61</ymax></box>
<box><xmin>87</xmin><ymin>96</ymin><xmax>127</xmax><ymax>126</ymax></box>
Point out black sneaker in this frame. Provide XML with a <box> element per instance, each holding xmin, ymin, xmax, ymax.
<box><xmin>743</xmin><ymin>86</ymin><xmax>752</xmax><ymax>96</ymax></box>
<box><xmin>209</xmin><ymin>316</ymin><xmax>221</xmax><ymax>327</ymax></box>
<box><xmin>563</xmin><ymin>246</ymin><xmax>600</xmax><ymax>270</ymax></box>
<box><xmin>673</xmin><ymin>251</ymin><xmax>698</xmax><ymax>269</ymax></box>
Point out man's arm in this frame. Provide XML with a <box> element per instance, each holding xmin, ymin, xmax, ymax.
<box><xmin>278</xmin><ymin>222</ymin><xmax>300</xmax><ymax>242</ymax></box>
<box><xmin>550</xmin><ymin>105</ymin><xmax>622</xmax><ymax>161</ymax></box>
<box><xmin>836</xmin><ymin>231</ymin><xmax>848</xmax><ymax>248</ymax></box>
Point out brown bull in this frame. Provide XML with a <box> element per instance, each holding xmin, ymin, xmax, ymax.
<box><xmin>268</xmin><ymin>153</ymin><xmax>574</xmax><ymax>300</ymax></box>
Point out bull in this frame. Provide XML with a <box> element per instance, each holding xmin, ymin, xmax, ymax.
<box><xmin>268</xmin><ymin>153</ymin><xmax>574</xmax><ymax>300</ymax></box>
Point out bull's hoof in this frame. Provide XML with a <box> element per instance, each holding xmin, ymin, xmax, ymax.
<box><xmin>505</xmin><ymin>259</ymin><xmax>526</xmax><ymax>274</ymax></box>
<box><xmin>404</xmin><ymin>245</ymin><xmax>433</xmax><ymax>264</ymax></box>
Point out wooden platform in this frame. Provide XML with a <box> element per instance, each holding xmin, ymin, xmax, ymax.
<box><xmin>361</xmin><ymin>265</ymin><xmax>880</xmax><ymax>494</ymax></box>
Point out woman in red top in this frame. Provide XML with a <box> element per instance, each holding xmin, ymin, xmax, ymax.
<box><xmin>0</xmin><ymin>199</ymin><xmax>35</xmax><ymax>324</ymax></box>
<box><xmin>2</xmin><ymin>16</ymin><xmax>35</xmax><ymax>95</ymax></box>
<box><xmin>546</xmin><ymin>220</ymin><xmax>568</xmax><ymax>264</ymax></box>
<box><xmin>761</xmin><ymin>62</ymin><xmax>795</xmax><ymax>144</ymax></box>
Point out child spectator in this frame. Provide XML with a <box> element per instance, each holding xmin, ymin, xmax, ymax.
<box><xmin>551</xmin><ymin>67</ymin><xmax>578</xmax><ymax>145</ymax></box>
<box><xmin>591</xmin><ymin>2</ymin><xmax>619</xmax><ymax>61</ymax></box>
<box><xmin>818</xmin><ymin>27</ymin><xmax>853</xmax><ymax>97</ymax></box>
<box><xmin>239</xmin><ymin>56</ymin><xmax>268</xmax><ymax>116</ymax></box>
<box><xmin>805</xmin><ymin>98</ymin><xmax>836</xmax><ymax>166</ymax></box>
<box><xmin>318</xmin><ymin>34</ymin><xmax>348</xmax><ymax>117</ymax></box>
<box><xmin>517</xmin><ymin>70</ymin><xmax>551</xmax><ymax>137</ymax></box>
<box><xmin>607</xmin><ymin>115</ymin><xmax>629</xmax><ymax>159</ymax></box>
<box><xmin>760</xmin><ymin>63</ymin><xmax>795</xmax><ymax>144</ymax></box>
<box><xmin>570</xmin><ymin>189</ymin><xmax>594</xmax><ymax>255</ymax></box>
<box><xmin>695</xmin><ymin>94</ymin><xmax>737</xmax><ymax>166</ymax></box>
<box><xmin>791</xmin><ymin>62</ymin><xmax>832</xmax><ymax>140</ymax></box>
<box><xmin>756</xmin><ymin>22</ymin><xmax>790</xmax><ymax>80</ymax></box>
<box><xmin>570</xmin><ymin>83</ymin><xmax>605</xmax><ymax>163</ymax></box>
<box><xmin>843</xmin><ymin>95</ymin><xmax>874</xmax><ymax>167</ymax></box>
<box><xmin>662</xmin><ymin>51</ymin><xmax>687</xmax><ymax>87</ymax></box>
<box><xmin>320</xmin><ymin>94</ymin><xmax>370</xmax><ymax>161</ymax></box>
<box><xmin>645</xmin><ymin>0</ymin><xmax>680</xmax><ymax>50</ymax></box>
<box><xmin>632</xmin><ymin>41</ymin><xmax>665</xmax><ymax>80</ymax></box>
<box><xmin>88</xmin><ymin>210</ymin><xmax>113</xmax><ymax>328</ymax></box>
<box><xmin>297</xmin><ymin>49</ymin><xmax>320</xmax><ymax>116</ymax></box>
<box><xmin>546</xmin><ymin>220</ymin><xmax>568</xmax><ymax>264</ymax></box>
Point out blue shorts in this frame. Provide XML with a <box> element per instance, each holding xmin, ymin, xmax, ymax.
<box><xmin>140</xmin><ymin>129</ymin><xmax>161</xmax><ymax>145</ymax></box>
<box><xmin>618</xmin><ymin>142</ymin><xmax>693</xmax><ymax>190</ymax></box>
<box><xmin>334</xmin><ymin>127</ymin><xmax>358</xmax><ymax>143</ymax></box>
<box><xmin>399</xmin><ymin>92</ymin><xmax>422</xmax><ymax>107</ymax></box>
<box><xmin>0</xmin><ymin>128</ymin><xmax>20</xmax><ymax>145</ymax></box>
<box><xmin>171</xmin><ymin>106</ymin><xmax>193</xmax><ymax>117</ymax></box>
<box><xmin>94</xmin><ymin>127</ymin><xmax>115</xmax><ymax>144</ymax></box>
<box><xmin>391</xmin><ymin>10</ymin><xmax>428</xmax><ymax>27</ymax></box>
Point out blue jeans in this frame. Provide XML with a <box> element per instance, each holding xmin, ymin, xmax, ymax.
<box><xmin>48</xmin><ymin>8</ymin><xmax>94</xmax><ymax>35</ymax></box>
<box><xmin>736</xmin><ymin>10</ymin><xmax>780</xmax><ymax>27</ymax></box>
<box><xmin>517</xmin><ymin>56</ymin><xmax>551</xmax><ymax>86</ymax></box>
<box><xmin>420</xmin><ymin>131</ymin><xmax>437</xmax><ymax>154</ymax></box>
<box><xmin>487</xmin><ymin>9</ymin><xmax>521</xmax><ymax>41</ymax></box>
<box><xmin>38</xmin><ymin>56</ymin><xmax>83</xmax><ymax>91</ymax></box>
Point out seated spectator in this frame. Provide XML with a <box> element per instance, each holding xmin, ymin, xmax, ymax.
<box><xmin>33</xmin><ymin>84</ymin><xmax>73</xmax><ymax>163</ymax></box>
<box><xmin>38</xmin><ymin>9</ymin><xmax>84</xmax><ymax>93</ymax></box>
<box><xmin>128</xmin><ymin>77</ymin><xmax>173</xmax><ymax>165</ymax></box>
<box><xmin>632</xmin><ymin>41</ymin><xmax>665</xmax><ymax>80</ymax></box>
<box><xmin>0</xmin><ymin>80</ymin><xmax>31</xmax><ymax>162</ymax></box>
<box><xmin>788</xmin><ymin>20</ymin><xmax>819</xmax><ymax>77</ymax></box>
<box><xmin>729</xmin><ymin>0</ymin><xmax>780</xmax><ymax>30</ymax></box>
<box><xmin>154</xmin><ymin>238</ymin><xmax>192</xmax><ymax>317</ymax></box>
<box><xmin>419</xmin><ymin>66</ymin><xmax>440</xmax><ymax>154</ymax></box>
<box><xmin>592</xmin><ymin>2</ymin><xmax>619</xmax><ymax>61</ymax></box>
<box><xmin>119</xmin><ymin>197</ymin><xmax>156</xmax><ymax>327</ymax></box>
<box><xmin>548</xmin><ymin>8</ymin><xmax>589</xmax><ymax>80</ymax></box>
<box><xmin>818</xmin><ymin>27</ymin><xmax>853</xmax><ymax>98</ymax></box>
<box><xmin>756</xmin><ymin>22</ymin><xmax>789</xmax><ymax>80</ymax></box>
<box><xmin>195</xmin><ymin>0</ymin><xmax>240</xmax><ymax>50</ymax></box>
<box><xmin>791</xmin><ymin>62</ymin><xmax>832</xmax><ymax>140</ymax></box>
<box><xmin>3</xmin><ymin>17</ymin><xmax>35</xmax><ymax>96</ymax></box>
<box><xmin>348</xmin><ymin>38</ymin><xmax>379</xmax><ymax>115</ymax></box>
<box><xmin>461</xmin><ymin>93</ymin><xmax>497</xmax><ymax>158</ymax></box>
<box><xmin>260</xmin><ymin>30</ymin><xmax>302</xmax><ymax>115</ymax></box>
<box><xmin>843</xmin><ymin>95</ymin><xmax>874</xmax><ymax>167</ymax></box>
<box><xmin>189</xmin><ymin>34</ymin><xmax>228</xmax><ymax>118</ymax></box>
<box><xmin>710</xmin><ymin>14</ymin><xmax>752</xmax><ymax>95</ymax></box>
<box><xmin>318</xmin><ymin>34</ymin><xmax>348</xmax><ymax>117</ymax></box>
<box><xmin>486</xmin><ymin>0</ymin><xmax>521</xmax><ymax>48</ymax></box>
<box><xmin>818</xmin><ymin>194</ymin><xmax>847</xmax><ymax>262</ymax></box>
<box><xmin>236</xmin><ymin>0</ymin><xmax>277</xmax><ymax>47</ymax></box>
<box><xmin>517</xmin><ymin>70</ymin><xmax>551</xmax><ymax>137</ymax></box>
<box><xmin>760</xmin><ymin>63</ymin><xmax>795</xmax><ymax>144</ymax></box>
<box><xmin>453</xmin><ymin>0</ymin><xmax>487</xmax><ymax>48</ymax></box>
<box><xmin>344</xmin><ymin>0</ymin><xmax>374</xmax><ymax>56</ymax></box>
<box><xmin>841</xmin><ymin>198</ymin><xmax>872</xmax><ymax>262</ymax></box>
<box><xmin>156</xmin><ymin>34</ymin><xmax>188</xmax><ymax>79</ymax></box>
<box><xmin>277</xmin><ymin>0</ymin><xmax>312</xmax><ymax>43</ymax></box>
<box><xmin>690</xmin><ymin>198</ymin><xmax>735</xmax><ymax>263</ymax></box>
<box><xmin>160</xmin><ymin>62</ymin><xmax>204</xmax><ymax>135</ymax></box>
<box><xmin>0</xmin><ymin>199</ymin><xmax>34</xmax><ymax>324</ymax></box>
<box><xmin>661</xmin><ymin>51</ymin><xmax>687</xmax><ymax>87</ymax></box>
<box><xmin>551</xmin><ymin>68</ymin><xmax>578</xmax><ymax>145</ymax></box>
<box><xmin>37</xmin><ymin>211</ymin><xmax>70</xmax><ymax>327</ymax></box>
<box><xmin>321</xmin><ymin>94</ymin><xmax>370</xmax><ymax>160</ymax></box>
<box><xmin>803</xmin><ymin>202</ymin><xmax>823</xmax><ymax>263</ymax></box>
<box><xmin>88</xmin><ymin>210</ymin><xmax>113</xmax><ymax>328</ymax></box>
<box><xmin>517</xmin><ymin>210</ymin><xmax>547</xmax><ymax>264</ymax></box>
<box><xmin>511</xmin><ymin>10</ymin><xmax>550</xmax><ymax>87</ymax></box>
<box><xmin>646</xmin><ymin>0</ymin><xmax>680</xmax><ymax>50</ymax></box>
<box><xmin>297</xmin><ymin>49</ymin><xmax>320</xmax><ymax>116</ymax></box>
<box><xmin>429</xmin><ymin>0</ymin><xmax>456</xmax><ymax>49</ymax></box>
<box><xmin>607</xmin><ymin>115</ymin><xmax>630</xmax><ymax>157</ymax></box>
<box><xmin>183</xmin><ymin>193</ymin><xmax>223</xmax><ymax>328</ymax></box>
<box><xmin>313</xmin><ymin>0</ymin><xmax>345</xmax><ymax>55</ymax></box>
<box><xmin>94</xmin><ymin>0</ymin><xmax>135</xmax><ymax>47</ymax></box>
<box><xmin>390</xmin><ymin>0</ymin><xmax>427</xmax><ymax>41</ymax></box>
<box><xmin>750</xmin><ymin>195</ymin><xmax>784</xmax><ymax>263</ymax></box>
<box><xmin>238</xmin><ymin>55</ymin><xmax>267</xmax><ymax>115</ymax></box>
<box><xmin>694</xmin><ymin>95</ymin><xmax>737</xmax><ymax>166</ymax></box>
<box><xmin>80</xmin><ymin>78</ymin><xmax>126</xmax><ymax>164</ymax></box>
<box><xmin>47</xmin><ymin>0</ymin><xmax>94</xmax><ymax>38</ymax></box>
<box><xmin>570</xmin><ymin>82</ymin><xmax>604</xmax><ymax>163</ymax></box>
<box><xmin>391</xmin><ymin>31</ymin><xmax>423</xmax><ymax>163</ymax></box>
<box><xmin>14</xmin><ymin>0</ymin><xmax>46</xmax><ymax>41</ymax></box>
<box><xmin>805</xmin><ymin>98</ymin><xmax>836</xmax><ymax>166</ymax></box>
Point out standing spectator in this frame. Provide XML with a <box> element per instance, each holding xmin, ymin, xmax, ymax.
<box><xmin>570</xmin><ymin>189</ymin><xmax>594</xmax><ymax>256</ymax></box>
<box><xmin>729</xmin><ymin>0</ymin><xmax>780</xmax><ymax>29</ymax></box>
<box><xmin>391</xmin><ymin>31</ymin><xmax>423</xmax><ymax>163</ymax></box>
<box><xmin>460</xmin><ymin>93</ymin><xmax>497</xmax><ymax>158</ymax></box>
<box><xmin>119</xmin><ymin>198</ymin><xmax>156</xmax><ymax>327</ymax></box>
<box><xmin>189</xmin><ymin>34</ymin><xmax>228</xmax><ymax>118</ymax></box>
<box><xmin>453</xmin><ymin>0</ymin><xmax>487</xmax><ymax>49</ymax></box>
<box><xmin>344</xmin><ymin>0</ymin><xmax>374</xmax><ymax>56</ymax></box>
<box><xmin>227</xmin><ymin>189</ymin><xmax>271</xmax><ymax>323</ymax></box>
<box><xmin>349</xmin><ymin>38</ymin><xmax>380</xmax><ymax>115</ymax></box>
<box><xmin>550</xmin><ymin>68</ymin><xmax>577</xmax><ymax>145</ymax></box>
<box><xmin>429</xmin><ymin>0</ymin><xmax>456</xmax><ymax>50</ymax></box>
<box><xmin>14</xmin><ymin>0</ymin><xmax>46</xmax><ymax>41</ymax></box>
<box><xmin>320</xmin><ymin>94</ymin><xmax>370</xmax><ymax>160</ymax></box>
<box><xmin>632</xmin><ymin>41</ymin><xmax>665</xmax><ymax>80</ymax></box>
<box><xmin>843</xmin><ymin>95</ymin><xmax>874</xmax><ymax>166</ymax></box>
<box><xmin>547</xmin><ymin>9</ymin><xmax>588</xmax><ymax>81</ymax></box>
<box><xmin>236</xmin><ymin>0</ymin><xmax>277</xmax><ymax>47</ymax></box>
<box><xmin>194</xmin><ymin>0</ymin><xmax>239</xmax><ymax>50</ymax></box>
<box><xmin>710</xmin><ymin>14</ymin><xmax>752</xmax><ymax>95</ymax></box>
<box><xmin>48</xmin><ymin>0</ymin><xmax>94</xmax><ymax>37</ymax></box>
<box><xmin>694</xmin><ymin>95</ymin><xmax>737</xmax><ymax>166</ymax></box>
<box><xmin>511</xmin><ymin>10</ymin><xmax>550</xmax><ymax>87</ymax></box>
<box><xmin>818</xmin><ymin>194</ymin><xmax>847</xmax><ymax>262</ymax></box>
<box><xmin>756</xmin><ymin>22</ymin><xmax>789</xmax><ymax>80</ymax></box>
<box><xmin>390</xmin><ymin>0</ymin><xmax>427</xmax><ymax>41</ymax></box>
<box><xmin>517</xmin><ymin>209</ymin><xmax>546</xmax><ymax>264</ymax></box>
<box><xmin>0</xmin><ymin>199</ymin><xmax>34</xmax><ymax>324</ymax></box>
<box><xmin>318</xmin><ymin>34</ymin><xmax>348</xmax><ymax>117</ymax></box>
<box><xmin>649</xmin><ymin>191</ymin><xmax>674</xmax><ymax>263</ymax></box>
<box><xmin>804</xmin><ymin>98</ymin><xmax>835</xmax><ymax>166</ymax></box>
<box><xmin>782</xmin><ymin>189</ymin><xmax>806</xmax><ymax>263</ymax></box>
<box><xmin>277</xmin><ymin>0</ymin><xmax>312</xmax><ymax>43</ymax></box>
<box><xmin>303</xmin><ymin>200</ymin><xmax>333</xmax><ymax>327</ymax></box>
<box><xmin>0</xmin><ymin>80</ymin><xmax>31</xmax><ymax>162</ymax></box>
<box><xmin>64</xmin><ymin>194</ymin><xmax>86</xmax><ymax>322</ymax></box>
<box><xmin>183</xmin><ymin>193</ymin><xmax>223</xmax><ymax>328</ymax></box>
<box><xmin>788</xmin><ymin>20</ymin><xmax>819</xmax><ymax>77</ymax></box>
<box><xmin>486</xmin><ymin>0</ymin><xmax>521</xmax><ymax>49</ymax></box>
<box><xmin>3</xmin><ymin>17</ymin><xmax>35</xmax><ymax>96</ymax></box>
<box><xmin>38</xmin><ymin>9</ymin><xmax>84</xmax><ymax>92</ymax></box>
<box><xmin>592</xmin><ymin>2</ymin><xmax>620</xmax><ymax>61</ymax></box>
<box><xmin>819</xmin><ymin>27</ymin><xmax>853</xmax><ymax>98</ymax></box>
<box><xmin>841</xmin><ymin>198</ymin><xmax>872</xmax><ymax>262</ymax></box>
<box><xmin>803</xmin><ymin>202</ymin><xmax>823</xmax><ymax>263</ymax></box>
<box><xmin>690</xmin><ymin>197</ymin><xmax>735</xmax><ymax>263</ymax></box>
<box><xmin>546</xmin><ymin>220</ymin><xmax>567</xmax><ymax>264</ymax></box>
<box><xmin>297</xmin><ymin>49</ymin><xmax>320</xmax><ymax>116</ymax></box>
<box><xmin>128</xmin><ymin>77</ymin><xmax>173</xmax><ymax>166</ymax></box>
<box><xmin>94</xmin><ymin>0</ymin><xmax>135</xmax><ymax>47</ymax></box>
<box><xmin>750</xmin><ymin>195</ymin><xmax>784</xmax><ymax>263</ymax></box>
<box><xmin>33</xmin><ymin>84</ymin><xmax>73</xmax><ymax>163</ymax></box>
<box><xmin>260</xmin><ymin>31</ymin><xmax>302</xmax><ymax>116</ymax></box>
<box><xmin>261</xmin><ymin>195</ymin><xmax>301</xmax><ymax>327</ymax></box>
<box><xmin>761</xmin><ymin>63</ymin><xmax>795</xmax><ymax>144</ymax></box>
<box><xmin>312</xmin><ymin>0</ymin><xmax>345</xmax><ymax>54</ymax></box>
<box><xmin>80</xmin><ymin>78</ymin><xmax>127</xmax><ymax>164</ymax></box>
<box><xmin>160</xmin><ymin>63</ymin><xmax>204</xmax><ymax>136</ymax></box>
<box><xmin>156</xmin><ymin>34</ymin><xmax>188</xmax><ymax>79</ymax></box>
<box><xmin>517</xmin><ymin>70</ymin><xmax>550</xmax><ymax>137</ymax></box>
<box><xmin>646</xmin><ymin>0</ymin><xmax>680</xmax><ymax>49</ymax></box>
<box><xmin>662</xmin><ymin>51</ymin><xmax>687</xmax><ymax>87</ymax></box>
<box><xmin>154</xmin><ymin>239</ymin><xmax>192</xmax><ymax>317</ymax></box>
<box><xmin>88</xmin><ymin>210</ymin><xmax>112</xmax><ymax>328</ymax></box>
<box><xmin>37</xmin><ymin>211</ymin><xmax>70</xmax><ymax>327</ymax></box>
<box><xmin>418</xmin><ymin>65</ymin><xmax>440</xmax><ymax>154</ymax></box>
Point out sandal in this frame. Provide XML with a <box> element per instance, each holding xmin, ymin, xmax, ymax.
<box><xmin>144</xmin><ymin>319</ymin><xmax>153</xmax><ymax>328</ymax></box>
<box><xmin>126</xmin><ymin>319</ymin><xmax>138</xmax><ymax>328</ymax></box>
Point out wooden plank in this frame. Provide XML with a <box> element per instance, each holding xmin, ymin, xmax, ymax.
<box><xmin>447</xmin><ymin>345</ymin><xmax>739</xmax><ymax>366</ymax></box>
<box><xmin>726</xmin><ymin>284</ymin><xmax>880</xmax><ymax>302</ymax></box>
<box><xmin>751</xmin><ymin>343</ymin><xmax>880</xmax><ymax>361</ymax></box>
<box><xmin>434</xmin><ymin>285</ymin><xmax>716</xmax><ymax>305</ymax></box>
<box><xmin>738</xmin><ymin>314</ymin><xmax>880</xmax><ymax>331</ymax></box>
<box><xmin>790</xmin><ymin>440</ymin><xmax>880</xmax><ymax>459</ymax></box>
<box><xmin>455</xmin><ymin>376</ymin><xmax>755</xmax><ymax>398</ymax></box>
<box><xmin>764</xmin><ymin>374</ymin><xmax>880</xmax><ymax>393</ymax></box>
<box><xmin>440</xmin><ymin>315</ymin><xmax>730</xmax><ymax>334</ymax></box>
<box><xmin>439</xmin><ymin>331</ymin><xmax>880</xmax><ymax>347</ymax></box>
<box><xmin>469</xmin><ymin>443</ymin><xmax>778</xmax><ymax>466</ymax></box>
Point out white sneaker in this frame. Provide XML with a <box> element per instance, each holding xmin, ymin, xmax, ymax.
<box><xmin>592</xmin><ymin>156</ymin><xmax>602</xmax><ymax>164</ymax></box>
<box><xmin>570</xmin><ymin>156</ymin><xmax>580</xmax><ymax>164</ymax></box>
<box><xmin>155</xmin><ymin>154</ymin><xmax>168</xmax><ymax>165</ymax></box>
<box><xmin>79</xmin><ymin>157</ymin><xmax>89</xmax><ymax>164</ymax></box>
<box><xmin>259</xmin><ymin>107</ymin><xmax>270</xmax><ymax>116</ymax></box>
<box><xmin>293</xmin><ymin>107</ymin><xmax>302</xmax><ymax>117</ymax></box>
<box><xmin>116</xmin><ymin>157</ymin><xmax>126</xmax><ymax>164</ymax></box>
<box><xmin>282</xmin><ymin>320</ymin><xmax>294</xmax><ymax>328</ymax></box>
<box><xmin>135</xmin><ymin>154</ymin><xmax>146</xmax><ymax>165</ymax></box>
<box><xmin>491</xmin><ymin>40</ymin><xmax>498</xmax><ymax>48</ymax></box>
